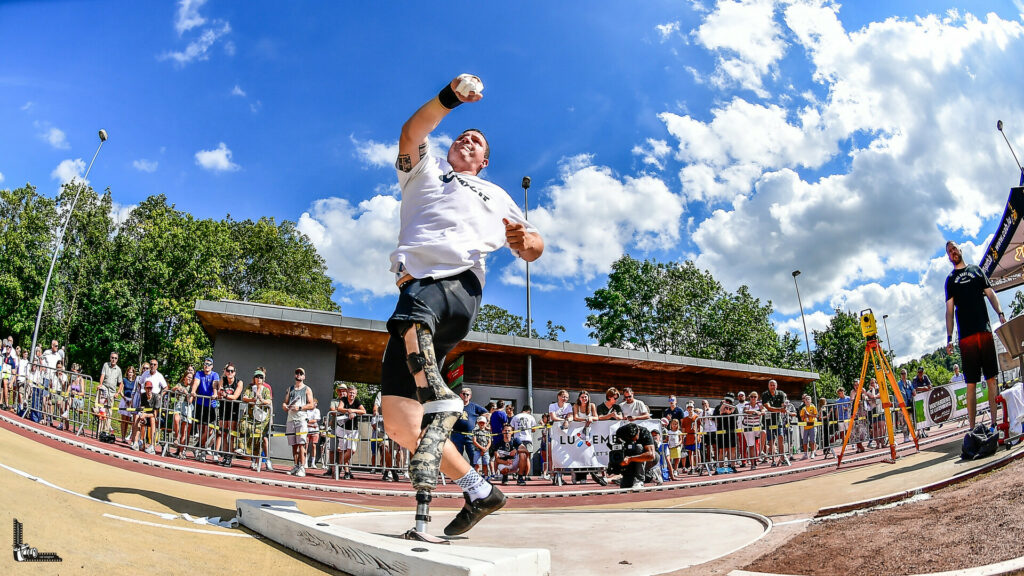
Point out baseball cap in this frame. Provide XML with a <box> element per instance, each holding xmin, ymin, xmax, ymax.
<box><xmin>476</xmin><ymin>416</ymin><xmax>488</xmax><ymax>423</ymax></box>
<box><xmin>253</xmin><ymin>369</ymin><xmax>265</xmax><ymax>378</ymax></box>
<box><xmin>144</xmin><ymin>380</ymin><xmax>154</xmax><ymax>389</ymax></box>
<box><xmin>203</xmin><ymin>357</ymin><xmax>214</xmax><ymax>364</ymax></box>
<box><xmin>295</xmin><ymin>367</ymin><xmax>305</xmax><ymax>375</ymax></box>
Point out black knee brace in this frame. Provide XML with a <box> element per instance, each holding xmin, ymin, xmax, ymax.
<box><xmin>406</xmin><ymin>352</ymin><xmax>427</xmax><ymax>376</ymax></box>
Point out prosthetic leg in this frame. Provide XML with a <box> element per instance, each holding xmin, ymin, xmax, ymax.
<box><xmin>400</xmin><ymin>324</ymin><xmax>462</xmax><ymax>544</ymax></box>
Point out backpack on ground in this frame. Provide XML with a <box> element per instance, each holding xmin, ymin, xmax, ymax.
<box><xmin>962</xmin><ymin>424</ymin><xmax>998</xmax><ymax>460</ymax></box>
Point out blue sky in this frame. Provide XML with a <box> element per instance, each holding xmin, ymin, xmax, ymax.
<box><xmin>4</xmin><ymin>1</ymin><xmax>1024</xmax><ymax>363</ymax></box>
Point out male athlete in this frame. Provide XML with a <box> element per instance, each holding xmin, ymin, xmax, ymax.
<box><xmin>944</xmin><ymin>241</ymin><xmax>1005</xmax><ymax>429</ymax></box>
<box><xmin>381</xmin><ymin>74</ymin><xmax>544</xmax><ymax>539</ymax></box>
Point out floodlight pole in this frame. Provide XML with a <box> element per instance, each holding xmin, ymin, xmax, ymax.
<box><xmin>30</xmin><ymin>130</ymin><xmax>108</xmax><ymax>360</ymax></box>
<box><xmin>523</xmin><ymin>176</ymin><xmax>534</xmax><ymax>411</ymax></box>
<box><xmin>882</xmin><ymin>314</ymin><xmax>895</xmax><ymax>359</ymax></box>
<box><xmin>792</xmin><ymin>269</ymin><xmax>818</xmax><ymax>404</ymax></box>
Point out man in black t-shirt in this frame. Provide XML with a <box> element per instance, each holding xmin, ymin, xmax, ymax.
<box><xmin>596</xmin><ymin>387</ymin><xmax>624</xmax><ymax>420</ymax></box>
<box><xmin>944</xmin><ymin>241</ymin><xmax>1005</xmax><ymax>428</ymax></box>
<box><xmin>761</xmin><ymin>380</ymin><xmax>790</xmax><ymax>466</ymax></box>
<box><xmin>611</xmin><ymin>423</ymin><xmax>656</xmax><ymax>489</ymax></box>
<box><xmin>490</xmin><ymin>424</ymin><xmax>528</xmax><ymax>485</ymax></box>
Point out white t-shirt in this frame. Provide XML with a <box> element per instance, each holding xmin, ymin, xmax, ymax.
<box><xmin>548</xmin><ymin>402</ymin><xmax>573</xmax><ymax>421</ymax></box>
<box><xmin>41</xmin><ymin>349</ymin><xmax>60</xmax><ymax>379</ymax></box>
<box><xmin>510</xmin><ymin>412</ymin><xmax>537</xmax><ymax>444</ymax></box>
<box><xmin>620</xmin><ymin>399</ymin><xmax>650</xmax><ymax>418</ymax></box>
<box><xmin>391</xmin><ymin>153</ymin><xmax>537</xmax><ymax>287</ymax></box>
<box><xmin>140</xmin><ymin>370</ymin><xmax>168</xmax><ymax>396</ymax></box>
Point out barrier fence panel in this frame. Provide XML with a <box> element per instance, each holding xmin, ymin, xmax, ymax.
<box><xmin>16</xmin><ymin>362</ymin><xmax>99</xmax><ymax>438</ymax></box>
<box><xmin>155</xmin><ymin>390</ymin><xmax>274</xmax><ymax>470</ymax></box>
<box><xmin>322</xmin><ymin>412</ymin><xmax>410</xmax><ymax>481</ymax></box>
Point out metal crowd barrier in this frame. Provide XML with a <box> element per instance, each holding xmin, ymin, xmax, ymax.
<box><xmin>15</xmin><ymin>361</ymin><xmax>99</xmax><ymax>438</ymax></box>
<box><xmin>322</xmin><ymin>411</ymin><xmax>411</xmax><ymax>481</ymax></box>
<box><xmin>155</xmin><ymin>389</ymin><xmax>275</xmax><ymax>469</ymax></box>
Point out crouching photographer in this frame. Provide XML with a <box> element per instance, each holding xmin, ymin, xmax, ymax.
<box><xmin>607</xmin><ymin>423</ymin><xmax>657</xmax><ymax>488</ymax></box>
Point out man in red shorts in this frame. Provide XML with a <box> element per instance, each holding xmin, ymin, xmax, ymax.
<box><xmin>944</xmin><ymin>241</ymin><xmax>1006</xmax><ymax>429</ymax></box>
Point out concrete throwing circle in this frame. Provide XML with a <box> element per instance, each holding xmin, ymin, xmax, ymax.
<box><xmin>324</xmin><ymin>508</ymin><xmax>771</xmax><ymax>575</ymax></box>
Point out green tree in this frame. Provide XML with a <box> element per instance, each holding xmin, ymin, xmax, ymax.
<box><xmin>0</xmin><ymin>184</ymin><xmax>60</xmax><ymax>344</ymax></box>
<box><xmin>472</xmin><ymin>304</ymin><xmax>565</xmax><ymax>340</ymax></box>
<box><xmin>584</xmin><ymin>255</ymin><xmax>802</xmax><ymax>368</ymax></box>
<box><xmin>1</xmin><ymin>184</ymin><xmax>339</xmax><ymax>381</ymax></box>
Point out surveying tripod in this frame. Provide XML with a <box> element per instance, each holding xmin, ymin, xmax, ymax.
<box><xmin>836</xmin><ymin>309</ymin><xmax>920</xmax><ymax>467</ymax></box>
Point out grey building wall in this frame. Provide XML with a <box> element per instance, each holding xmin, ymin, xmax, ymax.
<box><xmin>212</xmin><ymin>331</ymin><xmax>337</xmax><ymax>459</ymax></box>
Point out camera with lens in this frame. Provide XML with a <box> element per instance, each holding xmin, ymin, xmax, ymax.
<box><xmin>606</xmin><ymin>441</ymin><xmax>626</xmax><ymax>475</ymax></box>
<box><xmin>606</xmin><ymin>423</ymin><xmax>643</xmax><ymax>475</ymax></box>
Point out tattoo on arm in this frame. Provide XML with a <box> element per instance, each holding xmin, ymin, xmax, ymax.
<box><xmin>418</xmin><ymin>143</ymin><xmax>427</xmax><ymax>160</ymax></box>
<box><xmin>396</xmin><ymin>154</ymin><xmax>412</xmax><ymax>173</ymax></box>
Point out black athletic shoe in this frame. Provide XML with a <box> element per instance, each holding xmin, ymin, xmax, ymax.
<box><xmin>501</xmin><ymin>473</ymin><xmax>508</xmax><ymax>485</ymax></box>
<box><xmin>591</xmin><ymin>472</ymin><xmax>609</xmax><ymax>486</ymax></box>
<box><xmin>391</xmin><ymin>470</ymin><xmax>400</xmax><ymax>482</ymax></box>
<box><xmin>343</xmin><ymin>471</ymin><xmax>354</xmax><ymax>480</ymax></box>
<box><xmin>443</xmin><ymin>486</ymin><xmax>507</xmax><ymax>536</ymax></box>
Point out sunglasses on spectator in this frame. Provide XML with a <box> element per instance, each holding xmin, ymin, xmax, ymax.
<box><xmin>225</xmin><ymin>369</ymin><xmax>235</xmax><ymax>373</ymax></box>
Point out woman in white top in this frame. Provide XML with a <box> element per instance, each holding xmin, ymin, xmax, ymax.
<box><xmin>572</xmin><ymin>390</ymin><xmax>597</xmax><ymax>423</ymax></box>
<box><xmin>548</xmin><ymin>389</ymin><xmax>573</xmax><ymax>428</ymax></box>
<box><xmin>741</xmin><ymin>392</ymin><xmax>764</xmax><ymax>470</ymax></box>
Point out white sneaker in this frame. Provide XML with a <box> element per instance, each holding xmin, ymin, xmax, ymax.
<box><xmin>287</xmin><ymin>465</ymin><xmax>298</xmax><ymax>476</ymax></box>
<box><xmin>145</xmin><ymin>446</ymin><xmax>156</xmax><ymax>455</ymax></box>
<box><xmin>294</xmin><ymin>467</ymin><xmax>306</xmax><ymax>478</ymax></box>
<box><xmin>631</xmin><ymin>482</ymin><xmax>645</xmax><ymax>490</ymax></box>
<box><xmin>266</xmin><ymin>461</ymin><xmax>275</xmax><ymax>471</ymax></box>
<box><xmin>250</xmin><ymin>462</ymin><xmax>259</xmax><ymax>471</ymax></box>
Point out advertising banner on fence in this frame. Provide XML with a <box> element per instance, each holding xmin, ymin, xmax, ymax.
<box><xmin>913</xmin><ymin>380</ymin><xmax>989</xmax><ymax>428</ymax></box>
<box><xmin>550</xmin><ymin>420</ymin><xmax>662</xmax><ymax>470</ymax></box>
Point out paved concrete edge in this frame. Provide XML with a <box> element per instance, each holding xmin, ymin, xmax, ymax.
<box><xmin>0</xmin><ymin>412</ymin><xmax>966</xmax><ymax>501</ymax></box>
<box><xmin>236</xmin><ymin>499</ymin><xmax>551</xmax><ymax>576</ymax></box>
<box><xmin>815</xmin><ymin>442</ymin><xmax>1024</xmax><ymax>518</ymax></box>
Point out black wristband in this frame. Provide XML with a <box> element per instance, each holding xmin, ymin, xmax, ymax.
<box><xmin>438</xmin><ymin>84</ymin><xmax>462</xmax><ymax>110</ymax></box>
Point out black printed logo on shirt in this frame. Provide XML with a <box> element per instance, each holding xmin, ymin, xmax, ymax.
<box><xmin>441</xmin><ymin>171</ymin><xmax>490</xmax><ymax>203</ymax></box>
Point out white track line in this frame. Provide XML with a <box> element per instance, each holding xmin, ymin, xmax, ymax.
<box><xmin>102</xmin><ymin>514</ymin><xmax>255</xmax><ymax>538</ymax></box>
<box><xmin>0</xmin><ymin>460</ymin><xmax>177</xmax><ymax>520</ymax></box>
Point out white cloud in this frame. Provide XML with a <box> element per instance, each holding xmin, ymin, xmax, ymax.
<box><xmin>110</xmin><ymin>201</ymin><xmax>137</xmax><ymax>226</ymax></box>
<box><xmin>656</xmin><ymin>21</ymin><xmax>681</xmax><ymax>41</ymax></box>
<box><xmin>506</xmin><ymin>154</ymin><xmax>684</xmax><ymax>285</ymax></box>
<box><xmin>631</xmin><ymin>138</ymin><xmax>671</xmax><ymax>170</ymax></box>
<box><xmin>231</xmin><ymin>84</ymin><xmax>246</xmax><ymax>97</ymax></box>
<box><xmin>194</xmin><ymin>142</ymin><xmax>240</xmax><ymax>172</ymax></box>
<box><xmin>672</xmin><ymin>3</ymin><xmax>1024</xmax><ymax>361</ymax></box>
<box><xmin>175</xmin><ymin>0</ymin><xmax>207</xmax><ymax>36</ymax></box>
<box><xmin>297</xmin><ymin>195</ymin><xmax>402</xmax><ymax>297</ymax></box>
<box><xmin>162</xmin><ymin>21</ymin><xmax>231</xmax><ymax>66</ymax></box>
<box><xmin>51</xmin><ymin>158</ymin><xmax>86</xmax><ymax>186</ymax></box>
<box><xmin>350</xmin><ymin>134</ymin><xmax>454</xmax><ymax>169</ymax></box>
<box><xmin>38</xmin><ymin>125</ymin><xmax>69</xmax><ymax>150</ymax></box>
<box><xmin>693</xmin><ymin>0</ymin><xmax>786</xmax><ymax>97</ymax></box>
<box><xmin>0</xmin><ymin>172</ymin><xmax>5</xmax><ymax>183</ymax></box>
<box><xmin>133</xmin><ymin>159</ymin><xmax>158</xmax><ymax>173</ymax></box>
<box><xmin>20</xmin><ymin>101</ymin><xmax>33</xmax><ymax>111</ymax></box>
<box><xmin>250</xmin><ymin>100</ymin><xmax>263</xmax><ymax>114</ymax></box>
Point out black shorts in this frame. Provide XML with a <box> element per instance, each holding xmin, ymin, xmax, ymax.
<box><xmin>959</xmin><ymin>331</ymin><xmax>998</xmax><ymax>384</ymax></box>
<box><xmin>219</xmin><ymin>402</ymin><xmax>240</xmax><ymax>423</ymax></box>
<box><xmin>382</xmin><ymin>270</ymin><xmax>482</xmax><ymax>400</ymax></box>
<box><xmin>194</xmin><ymin>403</ymin><xmax>217</xmax><ymax>426</ymax></box>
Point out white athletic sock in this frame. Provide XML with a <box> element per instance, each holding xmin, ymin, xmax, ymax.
<box><xmin>455</xmin><ymin>469</ymin><xmax>493</xmax><ymax>501</ymax></box>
